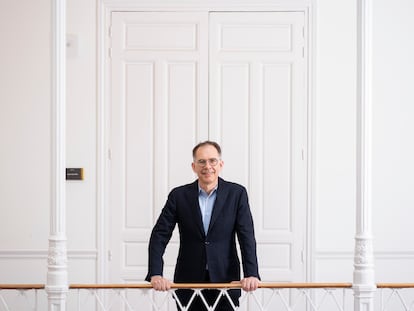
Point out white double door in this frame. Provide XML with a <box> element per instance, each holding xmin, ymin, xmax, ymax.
<box><xmin>107</xmin><ymin>10</ymin><xmax>307</xmax><ymax>285</ymax></box>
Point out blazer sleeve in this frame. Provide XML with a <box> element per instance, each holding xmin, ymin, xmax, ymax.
<box><xmin>145</xmin><ymin>191</ymin><xmax>177</xmax><ymax>282</ymax></box>
<box><xmin>236</xmin><ymin>186</ymin><xmax>260</xmax><ymax>279</ymax></box>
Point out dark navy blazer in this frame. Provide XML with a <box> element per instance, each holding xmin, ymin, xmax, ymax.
<box><xmin>145</xmin><ymin>177</ymin><xmax>260</xmax><ymax>283</ymax></box>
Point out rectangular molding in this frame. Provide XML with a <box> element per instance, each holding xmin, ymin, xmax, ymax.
<box><xmin>125</xmin><ymin>23</ymin><xmax>198</xmax><ymax>51</ymax></box>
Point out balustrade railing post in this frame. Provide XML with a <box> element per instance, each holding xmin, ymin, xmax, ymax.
<box><xmin>353</xmin><ymin>0</ymin><xmax>376</xmax><ymax>310</ymax></box>
<box><xmin>46</xmin><ymin>0</ymin><xmax>68</xmax><ymax>310</ymax></box>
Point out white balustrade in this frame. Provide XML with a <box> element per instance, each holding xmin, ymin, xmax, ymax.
<box><xmin>3</xmin><ymin>283</ymin><xmax>414</xmax><ymax>311</ymax></box>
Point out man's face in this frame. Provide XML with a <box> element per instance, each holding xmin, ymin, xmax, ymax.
<box><xmin>191</xmin><ymin>144</ymin><xmax>223</xmax><ymax>186</ymax></box>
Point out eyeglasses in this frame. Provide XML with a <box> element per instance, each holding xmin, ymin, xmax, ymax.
<box><xmin>195</xmin><ymin>158</ymin><xmax>220</xmax><ymax>167</ymax></box>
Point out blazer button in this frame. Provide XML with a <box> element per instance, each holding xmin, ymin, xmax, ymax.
<box><xmin>205</xmin><ymin>241</ymin><xmax>210</xmax><ymax>245</ymax></box>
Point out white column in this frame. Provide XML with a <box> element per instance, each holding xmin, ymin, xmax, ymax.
<box><xmin>353</xmin><ymin>0</ymin><xmax>376</xmax><ymax>310</ymax></box>
<box><xmin>46</xmin><ymin>0</ymin><xmax>68</xmax><ymax>310</ymax></box>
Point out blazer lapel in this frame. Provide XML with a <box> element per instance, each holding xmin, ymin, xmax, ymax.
<box><xmin>207</xmin><ymin>178</ymin><xmax>228</xmax><ymax>233</ymax></box>
<box><xmin>188</xmin><ymin>180</ymin><xmax>205</xmax><ymax>237</ymax></box>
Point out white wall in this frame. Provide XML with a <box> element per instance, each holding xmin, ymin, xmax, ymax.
<box><xmin>1</xmin><ymin>0</ymin><xmax>414</xmax><ymax>285</ymax></box>
<box><xmin>371</xmin><ymin>0</ymin><xmax>414</xmax><ymax>281</ymax></box>
<box><xmin>65</xmin><ymin>0</ymin><xmax>98</xmax><ymax>282</ymax></box>
<box><xmin>0</xmin><ymin>0</ymin><xmax>51</xmax><ymax>283</ymax></box>
<box><xmin>313</xmin><ymin>0</ymin><xmax>357</xmax><ymax>282</ymax></box>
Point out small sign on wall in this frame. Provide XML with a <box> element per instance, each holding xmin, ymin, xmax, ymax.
<box><xmin>66</xmin><ymin>168</ymin><xmax>84</xmax><ymax>180</ymax></box>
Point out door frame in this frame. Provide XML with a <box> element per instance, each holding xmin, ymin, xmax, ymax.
<box><xmin>96</xmin><ymin>0</ymin><xmax>316</xmax><ymax>284</ymax></box>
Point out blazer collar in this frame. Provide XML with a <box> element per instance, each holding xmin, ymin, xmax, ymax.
<box><xmin>207</xmin><ymin>177</ymin><xmax>228</xmax><ymax>234</ymax></box>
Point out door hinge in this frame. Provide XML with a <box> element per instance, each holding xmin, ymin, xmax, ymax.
<box><xmin>108</xmin><ymin>26</ymin><xmax>112</xmax><ymax>59</ymax></box>
<box><xmin>302</xmin><ymin>26</ymin><xmax>305</xmax><ymax>58</ymax></box>
<box><xmin>108</xmin><ymin>250</ymin><xmax>113</xmax><ymax>261</ymax></box>
<box><xmin>108</xmin><ymin>148</ymin><xmax>112</xmax><ymax>160</ymax></box>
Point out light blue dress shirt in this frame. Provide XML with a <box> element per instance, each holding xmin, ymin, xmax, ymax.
<box><xmin>198</xmin><ymin>185</ymin><xmax>217</xmax><ymax>234</ymax></box>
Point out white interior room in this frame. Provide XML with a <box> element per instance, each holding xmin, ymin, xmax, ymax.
<box><xmin>1</xmin><ymin>0</ymin><xmax>414</xmax><ymax>304</ymax></box>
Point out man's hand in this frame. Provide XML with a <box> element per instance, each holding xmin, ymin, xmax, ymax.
<box><xmin>240</xmin><ymin>276</ymin><xmax>259</xmax><ymax>291</ymax></box>
<box><xmin>150</xmin><ymin>275</ymin><xmax>172</xmax><ymax>291</ymax></box>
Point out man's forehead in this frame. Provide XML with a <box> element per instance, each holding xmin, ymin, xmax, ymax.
<box><xmin>194</xmin><ymin>145</ymin><xmax>219</xmax><ymax>157</ymax></box>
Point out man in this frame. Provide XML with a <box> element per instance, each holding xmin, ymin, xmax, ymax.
<box><xmin>146</xmin><ymin>141</ymin><xmax>260</xmax><ymax>310</ymax></box>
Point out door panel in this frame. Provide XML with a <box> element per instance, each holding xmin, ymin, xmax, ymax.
<box><xmin>109</xmin><ymin>12</ymin><xmax>209</xmax><ymax>285</ymax></box>
<box><xmin>209</xmin><ymin>12</ymin><xmax>306</xmax><ymax>282</ymax></box>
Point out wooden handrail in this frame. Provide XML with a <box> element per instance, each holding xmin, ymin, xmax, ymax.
<box><xmin>69</xmin><ymin>282</ymin><xmax>353</xmax><ymax>289</ymax></box>
<box><xmin>377</xmin><ymin>283</ymin><xmax>414</xmax><ymax>288</ymax></box>
<box><xmin>2</xmin><ymin>282</ymin><xmax>414</xmax><ymax>290</ymax></box>
<box><xmin>0</xmin><ymin>283</ymin><xmax>352</xmax><ymax>289</ymax></box>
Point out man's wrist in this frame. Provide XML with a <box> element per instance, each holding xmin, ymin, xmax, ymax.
<box><xmin>150</xmin><ymin>275</ymin><xmax>162</xmax><ymax>281</ymax></box>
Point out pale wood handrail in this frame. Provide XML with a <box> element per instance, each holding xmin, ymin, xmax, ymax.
<box><xmin>2</xmin><ymin>283</ymin><xmax>414</xmax><ymax>290</ymax></box>
<box><xmin>377</xmin><ymin>283</ymin><xmax>414</xmax><ymax>288</ymax></box>
<box><xmin>69</xmin><ymin>282</ymin><xmax>353</xmax><ymax>289</ymax></box>
<box><xmin>0</xmin><ymin>283</ymin><xmax>352</xmax><ymax>289</ymax></box>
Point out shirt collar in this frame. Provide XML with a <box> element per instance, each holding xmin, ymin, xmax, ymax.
<box><xmin>198</xmin><ymin>184</ymin><xmax>218</xmax><ymax>196</ymax></box>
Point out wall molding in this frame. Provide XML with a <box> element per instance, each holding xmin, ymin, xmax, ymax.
<box><xmin>0</xmin><ymin>249</ymin><xmax>97</xmax><ymax>260</ymax></box>
<box><xmin>315</xmin><ymin>251</ymin><xmax>414</xmax><ymax>260</ymax></box>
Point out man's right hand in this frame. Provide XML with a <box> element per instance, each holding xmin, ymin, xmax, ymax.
<box><xmin>150</xmin><ymin>275</ymin><xmax>172</xmax><ymax>291</ymax></box>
